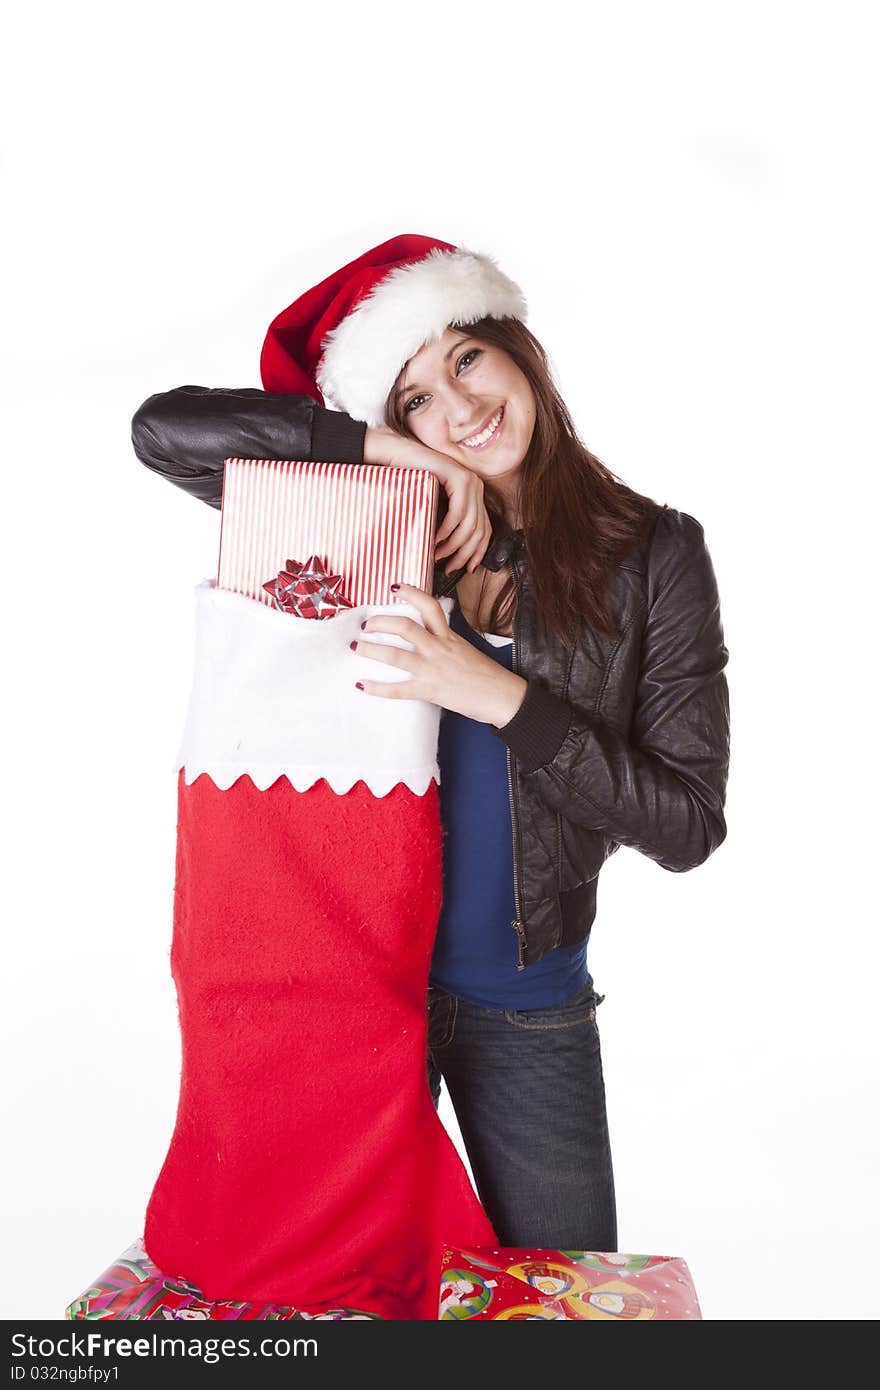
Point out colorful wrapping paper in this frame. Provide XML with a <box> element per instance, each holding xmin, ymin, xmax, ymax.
<box><xmin>217</xmin><ymin>457</ymin><xmax>438</xmax><ymax>606</ymax></box>
<box><xmin>438</xmin><ymin>1248</ymin><xmax>702</xmax><ymax>1320</ymax></box>
<box><xmin>65</xmin><ymin>1239</ymin><xmax>382</xmax><ymax>1320</ymax></box>
<box><xmin>67</xmin><ymin>1241</ymin><xmax>702</xmax><ymax>1321</ymax></box>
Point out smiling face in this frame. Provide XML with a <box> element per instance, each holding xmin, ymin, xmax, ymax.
<box><xmin>393</xmin><ymin>326</ymin><xmax>537</xmax><ymax>499</ymax></box>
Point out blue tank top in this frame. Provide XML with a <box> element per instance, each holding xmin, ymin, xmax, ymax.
<box><xmin>428</xmin><ymin>598</ymin><xmax>588</xmax><ymax>1009</ymax></box>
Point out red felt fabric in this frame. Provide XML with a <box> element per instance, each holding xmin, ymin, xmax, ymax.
<box><xmin>144</xmin><ymin>769</ymin><xmax>497</xmax><ymax>1320</ymax></box>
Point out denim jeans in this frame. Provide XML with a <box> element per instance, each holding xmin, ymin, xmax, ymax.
<box><xmin>427</xmin><ymin>976</ymin><xmax>618</xmax><ymax>1252</ymax></box>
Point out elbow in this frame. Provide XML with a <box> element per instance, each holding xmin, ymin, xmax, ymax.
<box><xmin>659</xmin><ymin>805</ymin><xmax>728</xmax><ymax>873</ymax></box>
<box><xmin>130</xmin><ymin>395</ymin><xmax>162</xmax><ymax>469</ymax></box>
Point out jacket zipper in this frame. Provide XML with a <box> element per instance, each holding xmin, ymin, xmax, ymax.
<box><xmin>506</xmin><ymin>551</ymin><xmax>527</xmax><ymax>970</ymax></box>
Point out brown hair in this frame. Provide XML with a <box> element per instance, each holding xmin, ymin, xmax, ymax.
<box><xmin>384</xmin><ymin>316</ymin><xmax>661</xmax><ymax>648</ymax></box>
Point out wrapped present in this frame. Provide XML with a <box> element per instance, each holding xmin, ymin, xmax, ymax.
<box><xmin>217</xmin><ymin>457</ymin><xmax>438</xmax><ymax>606</ymax></box>
<box><xmin>438</xmin><ymin>1248</ymin><xmax>702</xmax><ymax>1320</ymax></box>
<box><xmin>65</xmin><ymin>1238</ymin><xmax>382</xmax><ymax>1320</ymax></box>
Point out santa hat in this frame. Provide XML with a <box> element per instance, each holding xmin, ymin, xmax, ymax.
<box><xmin>260</xmin><ymin>234</ymin><xmax>528</xmax><ymax>428</ymax></box>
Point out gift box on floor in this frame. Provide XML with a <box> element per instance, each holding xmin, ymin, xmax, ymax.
<box><xmin>217</xmin><ymin>456</ymin><xmax>439</xmax><ymax>606</ymax></box>
<box><xmin>65</xmin><ymin>1238</ymin><xmax>383</xmax><ymax>1321</ymax></box>
<box><xmin>438</xmin><ymin>1248</ymin><xmax>702</xmax><ymax>1320</ymax></box>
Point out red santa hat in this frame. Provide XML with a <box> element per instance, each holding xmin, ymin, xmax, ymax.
<box><xmin>260</xmin><ymin>233</ymin><xmax>528</xmax><ymax>428</ymax></box>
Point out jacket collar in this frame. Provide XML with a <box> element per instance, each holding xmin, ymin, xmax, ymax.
<box><xmin>433</xmin><ymin>528</ymin><xmax>525</xmax><ymax>599</ymax></box>
<box><xmin>482</xmin><ymin>529</ymin><xmax>525</xmax><ymax>570</ymax></box>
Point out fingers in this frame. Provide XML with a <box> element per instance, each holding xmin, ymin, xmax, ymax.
<box><xmin>387</xmin><ymin>584</ymin><xmax>449</xmax><ymax>636</ymax></box>
<box><xmin>443</xmin><ymin>523</ymin><xmax>494</xmax><ymax>575</ymax></box>
<box><xmin>435</xmin><ymin>510</ymin><xmax>488</xmax><ymax>562</ymax></box>
<box><xmin>434</xmin><ymin>510</ymin><xmax>471</xmax><ymax>558</ymax></box>
<box><xmin>434</xmin><ymin>470</ymin><xmax>486</xmax><ymax>558</ymax></box>
<box><xmin>435</xmin><ymin>501</ymin><xmax>473</xmax><ymax>550</ymax></box>
<box><xmin>358</xmin><ymin>614</ymin><xmax>427</xmax><ymax>648</ymax></box>
<box><xmin>355</xmin><ymin>676</ymin><xmax>419</xmax><ymax>699</ymax></box>
<box><xmin>352</xmin><ymin>639</ymin><xmax>416</xmax><ymax>671</ymax></box>
<box><xmin>434</xmin><ymin>508</ymin><xmax>460</xmax><ymax>546</ymax></box>
<box><xmin>437</xmin><ymin>518</ymin><xmax>493</xmax><ymax>574</ymax></box>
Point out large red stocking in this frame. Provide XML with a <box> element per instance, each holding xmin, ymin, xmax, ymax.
<box><xmin>143</xmin><ymin>582</ymin><xmax>497</xmax><ymax>1320</ymax></box>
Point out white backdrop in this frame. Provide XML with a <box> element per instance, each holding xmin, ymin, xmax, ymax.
<box><xmin>2</xmin><ymin>0</ymin><xmax>877</xmax><ymax>1323</ymax></box>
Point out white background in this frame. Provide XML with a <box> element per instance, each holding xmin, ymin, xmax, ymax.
<box><xmin>2</xmin><ymin>0</ymin><xmax>877</xmax><ymax>1323</ymax></box>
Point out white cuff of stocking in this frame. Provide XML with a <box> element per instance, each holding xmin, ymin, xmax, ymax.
<box><xmin>173</xmin><ymin>580</ymin><xmax>453</xmax><ymax>797</ymax></box>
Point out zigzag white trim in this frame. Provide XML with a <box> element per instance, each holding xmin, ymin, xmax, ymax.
<box><xmin>316</xmin><ymin>247</ymin><xmax>528</xmax><ymax>427</ymax></box>
<box><xmin>173</xmin><ymin>581</ymin><xmax>452</xmax><ymax>800</ymax></box>
<box><xmin>178</xmin><ymin>764</ymin><xmax>440</xmax><ymax>797</ymax></box>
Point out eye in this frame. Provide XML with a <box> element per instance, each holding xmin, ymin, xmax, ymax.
<box><xmin>403</xmin><ymin>347</ymin><xmax>482</xmax><ymax>413</ymax></box>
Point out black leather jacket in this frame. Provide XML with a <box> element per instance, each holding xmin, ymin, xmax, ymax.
<box><xmin>131</xmin><ymin>386</ymin><xmax>731</xmax><ymax>969</ymax></box>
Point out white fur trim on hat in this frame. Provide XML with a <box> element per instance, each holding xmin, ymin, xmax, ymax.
<box><xmin>316</xmin><ymin>246</ymin><xmax>528</xmax><ymax>427</ymax></box>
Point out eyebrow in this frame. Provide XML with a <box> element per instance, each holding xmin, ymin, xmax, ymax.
<box><xmin>395</xmin><ymin>338</ymin><xmax>472</xmax><ymax>400</ymax></box>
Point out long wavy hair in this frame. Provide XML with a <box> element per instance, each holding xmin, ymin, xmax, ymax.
<box><xmin>384</xmin><ymin>316</ymin><xmax>662</xmax><ymax>648</ymax></box>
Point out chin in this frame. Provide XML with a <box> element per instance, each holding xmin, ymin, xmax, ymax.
<box><xmin>484</xmin><ymin>447</ymin><xmax>524</xmax><ymax>477</ymax></box>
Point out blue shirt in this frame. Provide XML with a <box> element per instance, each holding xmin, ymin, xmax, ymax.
<box><xmin>428</xmin><ymin>599</ymin><xmax>588</xmax><ymax>1009</ymax></box>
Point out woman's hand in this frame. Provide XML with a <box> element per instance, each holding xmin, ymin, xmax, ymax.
<box><xmin>364</xmin><ymin>427</ymin><xmax>493</xmax><ymax>575</ymax></box>
<box><xmin>351</xmin><ymin>584</ymin><xmax>528</xmax><ymax>726</ymax></box>
<box><xmin>432</xmin><ymin>463</ymin><xmax>492</xmax><ymax>576</ymax></box>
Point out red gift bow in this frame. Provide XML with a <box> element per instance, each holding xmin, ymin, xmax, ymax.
<box><xmin>262</xmin><ymin>555</ymin><xmax>354</xmax><ymax>620</ymax></box>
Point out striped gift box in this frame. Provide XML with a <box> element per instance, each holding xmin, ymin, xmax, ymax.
<box><xmin>217</xmin><ymin>458</ymin><xmax>439</xmax><ymax>607</ymax></box>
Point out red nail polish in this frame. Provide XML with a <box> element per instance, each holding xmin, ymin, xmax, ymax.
<box><xmin>390</xmin><ymin>583</ymin><xmax>400</xmax><ymax>592</ymax></box>
<box><xmin>355</xmin><ymin>682</ymin><xmax>364</xmax><ymax>691</ymax></box>
<box><xmin>360</xmin><ymin>620</ymin><xmax>366</xmax><ymax>630</ymax></box>
<box><xmin>349</xmin><ymin>640</ymin><xmax>357</xmax><ymax>650</ymax></box>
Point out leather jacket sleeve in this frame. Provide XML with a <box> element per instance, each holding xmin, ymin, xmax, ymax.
<box><xmin>493</xmin><ymin>510</ymin><xmax>730</xmax><ymax>873</ymax></box>
<box><xmin>130</xmin><ymin>385</ymin><xmax>367</xmax><ymax>508</ymax></box>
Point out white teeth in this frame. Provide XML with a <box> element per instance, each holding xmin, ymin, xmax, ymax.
<box><xmin>462</xmin><ymin>408</ymin><xmax>503</xmax><ymax>447</ymax></box>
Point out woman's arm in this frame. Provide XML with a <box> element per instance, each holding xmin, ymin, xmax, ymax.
<box><xmin>131</xmin><ymin>385</ymin><xmax>493</xmax><ymax>573</ymax></box>
<box><xmin>492</xmin><ymin>509</ymin><xmax>731</xmax><ymax>873</ymax></box>
<box><xmin>130</xmin><ymin>385</ymin><xmax>367</xmax><ymax>509</ymax></box>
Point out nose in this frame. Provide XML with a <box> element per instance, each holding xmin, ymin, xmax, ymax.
<box><xmin>435</xmin><ymin>377</ymin><xmax>483</xmax><ymax>433</ymax></box>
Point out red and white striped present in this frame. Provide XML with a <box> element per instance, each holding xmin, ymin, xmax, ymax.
<box><xmin>217</xmin><ymin>458</ymin><xmax>439</xmax><ymax>607</ymax></box>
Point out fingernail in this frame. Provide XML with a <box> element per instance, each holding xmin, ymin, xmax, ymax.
<box><xmin>355</xmin><ymin>682</ymin><xmax>364</xmax><ymax>691</ymax></box>
<box><xmin>390</xmin><ymin>583</ymin><xmax>400</xmax><ymax>593</ymax></box>
<box><xmin>349</xmin><ymin>640</ymin><xmax>357</xmax><ymax>651</ymax></box>
<box><xmin>360</xmin><ymin>620</ymin><xmax>366</xmax><ymax>630</ymax></box>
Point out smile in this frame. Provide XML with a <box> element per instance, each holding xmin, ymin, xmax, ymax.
<box><xmin>460</xmin><ymin>405</ymin><xmax>505</xmax><ymax>449</ymax></box>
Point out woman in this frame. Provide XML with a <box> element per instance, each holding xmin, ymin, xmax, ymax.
<box><xmin>132</xmin><ymin>233</ymin><xmax>730</xmax><ymax>1255</ymax></box>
